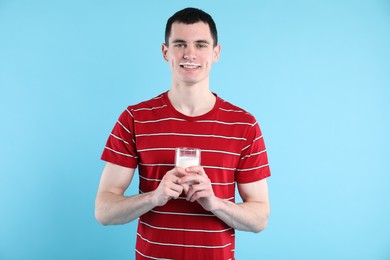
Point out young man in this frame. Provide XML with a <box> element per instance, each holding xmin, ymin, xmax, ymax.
<box><xmin>95</xmin><ymin>7</ymin><xmax>271</xmax><ymax>259</ymax></box>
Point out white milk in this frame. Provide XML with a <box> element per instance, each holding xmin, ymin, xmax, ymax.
<box><xmin>176</xmin><ymin>156</ymin><xmax>200</xmax><ymax>168</ymax></box>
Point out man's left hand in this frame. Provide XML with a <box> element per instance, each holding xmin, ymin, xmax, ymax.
<box><xmin>177</xmin><ymin>166</ymin><xmax>219</xmax><ymax>211</ymax></box>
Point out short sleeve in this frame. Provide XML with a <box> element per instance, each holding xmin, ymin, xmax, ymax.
<box><xmin>235</xmin><ymin>120</ymin><xmax>271</xmax><ymax>183</ymax></box>
<box><xmin>101</xmin><ymin>107</ymin><xmax>138</xmax><ymax>168</ymax></box>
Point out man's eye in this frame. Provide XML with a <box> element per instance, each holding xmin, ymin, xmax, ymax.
<box><xmin>175</xmin><ymin>43</ymin><xmax>186</xmax><ymax>48</ymax></box>
<box><xmin>197</xmin><ymin>44</ymin><xmax>207</xmax><ymax>48</ymax></box>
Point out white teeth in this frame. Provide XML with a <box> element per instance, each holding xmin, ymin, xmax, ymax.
<box><xmin>180</xmin><ymin>63</ymin><xmax>201</xmax><ymax>69</ymax></box>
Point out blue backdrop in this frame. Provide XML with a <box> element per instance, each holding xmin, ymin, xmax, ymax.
<box><xmin>1</xmin><ymin>1</ymin><xmax>389</xmax><ymax>259</ymax></box>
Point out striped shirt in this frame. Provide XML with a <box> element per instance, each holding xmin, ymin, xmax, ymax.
<box><xmin>101</xmin><ymin>92</ymin><xmax>271</xmax><ymax>259</ymax></box>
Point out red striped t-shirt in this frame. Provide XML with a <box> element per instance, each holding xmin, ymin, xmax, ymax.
<box><xmin>101</xmin><ymin>92</ymin><xmax>271</xmax><ymax>259</ymax></box>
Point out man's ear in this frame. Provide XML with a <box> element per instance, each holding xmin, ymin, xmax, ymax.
<box><xmin>213</xmin><ymin>44</ymin><xmax>221</xmax><ymax>62</ymax></box>
<box><xmin>162</xmin><ymin>43</ymin><xmax>169</xmax><ymax>61</ymax></box>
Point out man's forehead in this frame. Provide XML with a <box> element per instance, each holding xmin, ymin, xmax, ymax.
<box><xmin>169</xmin><ymin>22</ymin><xmax>213</xmax><ymax>42</ymax></box>
<box><xmin>170</xmin><ymin>22</ymin><xmax>211</xmax><ymax>34</ymax></box>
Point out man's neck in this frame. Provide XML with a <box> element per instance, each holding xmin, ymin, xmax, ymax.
<box><xmin>168</xmin><ymin>83</ymin><xmax>216</xmax><ymax>117</ymax></box>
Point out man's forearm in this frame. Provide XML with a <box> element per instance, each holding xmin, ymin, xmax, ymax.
<box><xmin>95</xmin><ymin>191</ymin><xmax>155</xmax><ymax>225</ymax></box>
<box><xmin>211</xmin><ymin>199</ymin><xmax>270</xmax><ymax>233</ymax></box>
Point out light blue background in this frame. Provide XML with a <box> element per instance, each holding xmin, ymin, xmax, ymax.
<box><xmin>1</xmin><ymin>0</ymin><xmax>389</xmax><ymax>259</ymax></box>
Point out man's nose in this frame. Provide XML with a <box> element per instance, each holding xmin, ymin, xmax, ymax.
<box><xmin>183</xmin><ymin>45</ymin><xmax>196</xmax><ymax>60</ymax></box>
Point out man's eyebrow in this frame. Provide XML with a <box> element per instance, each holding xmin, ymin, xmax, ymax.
<box><xmin>171</xmin><ymin>39</ymin><xmax>211</xmax><ymax>44</ymax></box>
<box><xmin>171</xmin><ymin>39</ymin><xmax>187</xmax><ymax>44</ymax></box>
<box><xmin>195</xmin><ymin>40</ymin><xmax>211</xmax><ymax>45</ymax></box>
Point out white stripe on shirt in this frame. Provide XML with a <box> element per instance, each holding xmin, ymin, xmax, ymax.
<box><xmin>137</xmin><ymin>147</ymin><xmax>177</xmax><ymax>152</ymax></box>
<box><xmin>117</xmin><ymin>120</ymin><xmax>131</xmax><ymax>134</ymax></box>
<box><xmin>110</xmin><ymin>133</ymin><xmax>129</xmax><ymax>145</ymax></box>
<box><xmin>133</xmin><ymin>104</ymin><xmax>167</xmax><ymax>112</ymax></box>
<box><xmin>150</xmin><ymin>209</ymin><xmax>215</xmax><ymax>217</ymax></box>
<box><xmin>202</xmin><ymin>149</ymin><xmax>240</xmax><ymax>157</ymax></box>
<box><xmin>140</xmin><ymin>220</ymin><xmax>233</xmax><ymax>233</ymax></box>
<box><xmin>219</xmin><ymin>108</ymin><xmax>245</xmax><ymax>113</ymax></box>
<box><xmin>136</xmin><ymin>132</ymin><xmax>247</xmax><ymax>141</ymax></box>
<box><xmin>240</xmin><ymin>149</ymin><xmax>266</xmax><ymax>159</ymax></box>
<box><xmin>135</xmin><ymin>117</ymin><xmax>186</xmax><ymax>124</ymax></box>
<box><xmin>236</xmin><ymin>164</ymin><xmax>269</xmax><ymax>172</ymax></box>
<box><xmin>137</xmin><ymin>233</ymin><xmax>232</xmax><ymax>249</ymax></box>
<box><xmin>195</xmin><ymin>120</ymin><xmax>253</xmax><ymax>126</ymax></box>
<box><xmin>241</xmin><ymin>135</ymin><xmax>263</xmax><ymax>151</ymax></box>
<box><xmin>105</xmin><ymin>146</ymin><xmax>137</xmax><ymax>158</ymax></box>
<box><xmin>135</xmin><ymin>249</ymin><xmax>173</xmax><ymax>260</ymax></box>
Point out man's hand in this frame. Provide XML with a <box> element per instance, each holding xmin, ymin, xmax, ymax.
<box><xmin>151</xmin><ymin>167</ymin><xmax>186</xmax><ymax>207</ymax></box>
<box><xmin>177</xmin><ymin>166</ymin><xmax>219</xmax><ymax>211</ymax></box>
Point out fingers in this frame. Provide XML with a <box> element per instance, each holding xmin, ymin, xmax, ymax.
<box><xmin>177</xmin><ymin>166</ymin><xmax>205</xmax><ymax>185</ymax></box>
<box><xmin>181</xmin><ymin>182</ymin><xmax>190</xmax><ymax>194</ymax></box>
<box><xmin>185</xmin><ymin>183</ymin><xmax>210</xmax><ymax>202</ymax></box>
<box><xmin>181</xmin><ymin>171</ymin><xmax>213</xmax><ymax>202</ymax></box>
<box><xmin>185</xmin><ymin>166</ymin><xmax>205</xmax><ymax>176</ymax></box>
<box><xmin>171</xmin><ymin>166</ymin><xmax>187</xmax><ymax>178</ymax></box>
<box><xmin>154</xmin><ymin>170</ymin><xmax>185</xmax><ymax>206</ymax></box>
<box><xmin>160</xmin><ymin>167</ymin><xmax>216</xmax><ymax>211</ymax></box>
<box><xmin>163</xmin><ymin>167</ymin><xmax>211</xmax><ymax>202</ymax></box>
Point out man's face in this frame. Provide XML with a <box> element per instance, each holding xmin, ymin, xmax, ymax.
<box><xmin>162</xmin><ymin>22</ymin><xmax>221</xmax><ymax>86</ymax></box>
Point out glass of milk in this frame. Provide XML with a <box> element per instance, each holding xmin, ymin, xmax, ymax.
<box><xmin>175</xmin><ymin>147</ymin><xmax>201</xmax><ymax>169</ymax></box>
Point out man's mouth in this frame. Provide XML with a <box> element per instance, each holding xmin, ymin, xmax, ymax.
<box><xmin>179</xmin><ymin>62</ymin><xmax>201</xmax><ymax>69</ymax></box>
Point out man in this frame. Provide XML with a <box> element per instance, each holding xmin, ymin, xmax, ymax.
<box><xmin>95</xmin><ymin>7</ymin><xmax>271</xmax><ymax>259</ymax></box>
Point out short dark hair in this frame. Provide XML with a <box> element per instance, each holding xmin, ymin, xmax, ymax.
<box><xmin>165</xmin><ymin>7</ymin><xmax>218</xmax><ymax>47</ymax></box>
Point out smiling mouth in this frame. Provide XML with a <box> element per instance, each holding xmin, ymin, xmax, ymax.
<box><xmin>179</xmin><ymin>62</ymin><xmax>201</xmax><ymax>69</ymax></box>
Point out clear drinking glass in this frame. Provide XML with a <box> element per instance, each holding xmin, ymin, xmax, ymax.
<box><xmin>175</xmin><ymin>147</ymin><xmax>201</xmax><ymax>168</ymax></box>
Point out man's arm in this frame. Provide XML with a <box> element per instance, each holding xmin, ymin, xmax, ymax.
<box><xmin>212</xmin><ymin>179</ymin><xmax>270</xmax><ymax>233</ymax></box>
<box><xmin>178</xmin><ymin>167</ymin><xmax>270</xmax><ymax>233</ymax></box>
<box><xmin>95</xmin><ymin>162</ymin><xmax>184</xmax><ymax>225</ymax></box>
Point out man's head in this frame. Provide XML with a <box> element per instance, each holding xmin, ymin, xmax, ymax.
<box><xmin>165</xmin><ymin>7</ymin><xmax>218</xmax><ymax>48</ymax></box>
<box><xmin>162</xmin><ymin>8</ymin><xmax>221</xmax><ymax>87</ymax></box>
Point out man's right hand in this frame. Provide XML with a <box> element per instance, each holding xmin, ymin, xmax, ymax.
<box><xmin>151</xmin><ymin>167</ymin><xmax>186</xmax><ymax>206</ymax></box>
